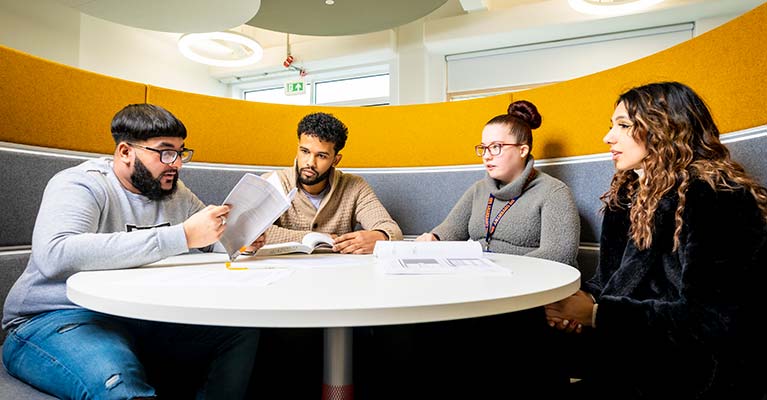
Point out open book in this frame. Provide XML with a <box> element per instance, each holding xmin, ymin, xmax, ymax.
<box><xmin>218</xmin><ymin>173</ymin><xmax>297</xmax><ymax>261</ymax></box>
<box><xmin>254</xmin><ymin>232</ymin><xmax>335</xmax><ymax>256</ymax></box>
<box><xmin>373</xmin><ymin>240</ymin><xmax>510</xmax><ymax>275</ymax></box>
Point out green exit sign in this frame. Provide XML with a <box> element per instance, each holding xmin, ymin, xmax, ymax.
<box><xmin>285</xmin><ymin>81</ymin><xmax>306</xmax><ymax>96</ymax></box>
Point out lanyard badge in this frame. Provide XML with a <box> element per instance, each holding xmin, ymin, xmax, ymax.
<box><xmin>483</xmin><ymin>169</ymin><xmax>537</xmax><ymax>252</ymax></box>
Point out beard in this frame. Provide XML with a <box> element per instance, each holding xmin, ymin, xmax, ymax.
<box><xmin>130</xmin><ymin>157</ymin><xmax>178</xmax><ymax>201</ymax></box>
<box><xmin>296</xmin><ymin>164</ymin><xmax>332</xmax><ymax>187</ymax></box>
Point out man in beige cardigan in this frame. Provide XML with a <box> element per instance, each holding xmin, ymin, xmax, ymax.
<box><xmin>263</xmin><ymin>112</ymin><xmax>402</xmax><ymax>254</ymax></box>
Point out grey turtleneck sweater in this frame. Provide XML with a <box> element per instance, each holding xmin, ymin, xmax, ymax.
<box><xmin>432</xmin><ymin>158</ymin><xmax>580</xmax><ymax>266</ymax></box>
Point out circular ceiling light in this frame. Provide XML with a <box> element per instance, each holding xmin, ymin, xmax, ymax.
<box><xmin>568</xmin><ymin>0</ymin><xmax>664</xmax><ymax>15</ymax></box>
<box><xmin>178</xmin><ymin>31</ymin><xmax>263</xmax><ymax>68</ymax></box>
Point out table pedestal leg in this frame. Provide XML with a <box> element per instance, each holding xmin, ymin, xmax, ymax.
<box><xmin>322</xmin><ymin>327</ymin><xmax>353</xmax><ymax>400</ymax></box>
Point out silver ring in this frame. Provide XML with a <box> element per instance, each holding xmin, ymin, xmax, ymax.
<box><xmin>219</xmin><ymin>216</ymin><xmax>227</xmax><ymax>226</ymax></box>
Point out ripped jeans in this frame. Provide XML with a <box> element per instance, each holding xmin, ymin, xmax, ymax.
<box><xmin>2</xmin><ymin>308</ymin><xmax>260</xmax><ymax>400</ymax></box>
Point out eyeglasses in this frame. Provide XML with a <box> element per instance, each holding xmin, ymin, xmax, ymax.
<box><xmin>474</xmin><ymin>142</ymin><xmax>524</xmax><ymax>157</ymax></box>
<box><xmin>128</xmin><ymin>143</ymin><xmax>194</xmax><ymax>164</ymax></box>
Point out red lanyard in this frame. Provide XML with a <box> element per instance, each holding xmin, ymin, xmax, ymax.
<box><xmin>483</xmin><ymin>169</ymin><xmax>536</xmax><ymax>252</ymax></box>
<box><xmin>484</xmin><ymin>195</ymin><xmax>516</xmax><ymax>251</ymax></box>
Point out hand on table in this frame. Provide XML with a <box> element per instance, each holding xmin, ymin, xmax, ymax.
<box><xmin>333</xmin><ymin>230</ymin><xmax>387</xmax><ymax>254</ymax></box>
<box><xmin>415</xmin><ymin>233</ymin><xmax>438</xmax><ymax>241</ymax></box>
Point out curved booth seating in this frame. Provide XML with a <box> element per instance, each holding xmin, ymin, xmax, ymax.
<box><xmin>2</xmin><ymin>126</ymin><xmax>766</xmax><ymax>397</ymax></box>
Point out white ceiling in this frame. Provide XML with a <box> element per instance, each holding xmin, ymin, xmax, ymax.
<box><xmin>57</xmin><ymin>0</ymin><xmax>262</xmax><ymax>33</ymax></box>
<box><xmin>245</xmin><ymin>0</ymin><xmax>449</xmax><ymax>36</ymax></box>
<box><xmin>48</xmin><ymin>0</ymin><xmax>719</xmax><ymax>38</ymax></box>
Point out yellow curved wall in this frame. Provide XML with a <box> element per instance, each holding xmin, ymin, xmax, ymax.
<box><xmin>146</xmin><ymin>85</ymin><xmax>511</xmax><ymax>166</ymax></box>
<box><xmin>0</xmin><ymin>47</ymin><xmax>146</xmax><ymax>153</ymax></box>
<box><xmin>1</xmin><ymin>3</ymin><xmax>766</xmax><ymax>167</ymax></box>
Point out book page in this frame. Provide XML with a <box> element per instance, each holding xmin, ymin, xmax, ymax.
<box><xmin>254</xmin><ymin>242</ymin><xmax>312</xmax><ymax>256</ymax></box>
<box><xmin>302</xmin><ymin>232</ymin><xmax>335</xmax><ymax>249</ymax></box>
<box><xmin>253</xmin><ymin>232</ymin><xmax>335</xmax><ymax>257</ymax></box>
<box><xmin>218</xmin><ymin>173</ymin><xmax>293</xmax><ymax>261</ymax></box>
<box><xmin>373</xmin><ymin>241</ymin><xmax>510</xmax><ymax>275</ymax></box>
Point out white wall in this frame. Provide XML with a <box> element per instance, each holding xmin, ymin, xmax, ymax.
<box><xmin>0</xmin><ymin>0</ymin><xmax>227</xmax><ymax>97</ymax></box>
<box><xmin>0</xmin><ymin>0</ymin><xmax>80</xmax><ymax>66</ymax></box>
<box><xmin>78</xmin><ymin>14</ymin><xmax>226</xmax><ymax>97</ymax></box>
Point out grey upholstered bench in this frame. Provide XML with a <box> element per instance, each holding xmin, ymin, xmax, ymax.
<box><xmin>0</xmin><ymin>251</ymin><xmax>56</xmax><ymax>399</ymax></box>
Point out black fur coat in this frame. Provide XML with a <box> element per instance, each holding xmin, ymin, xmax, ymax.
<box><xmin>582</xmin><ymin>179</ymin><xmax>767</xmax><ymax>399</ymax></box>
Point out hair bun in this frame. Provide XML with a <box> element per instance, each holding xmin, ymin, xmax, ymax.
<box><xmin>507</xmin><ymin>100</ymin><xmax>542</xmax><ymax>130</ymax></box>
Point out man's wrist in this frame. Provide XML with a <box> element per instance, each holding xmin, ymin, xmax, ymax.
<box><xmin>373</xmin><ymin>229</ymin><xmax>390</xmax><ymax>240</ymax></box>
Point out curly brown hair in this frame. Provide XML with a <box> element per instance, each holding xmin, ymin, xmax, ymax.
<box><xmin>601</xmin><ymin>82</ymin><xmax>767</xmax><ymax>251</ymax></box>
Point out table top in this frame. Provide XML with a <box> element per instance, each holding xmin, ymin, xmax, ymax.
<box><xmin>67</xmin><ymin>252</ymin><xmax>580</xmax><ymax>328</ymax></box>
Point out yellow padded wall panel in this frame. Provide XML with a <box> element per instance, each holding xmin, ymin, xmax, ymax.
<box><xmin>0</xmin><ymin>45</ymin><xmax>146</xmax><ymax>153</ymax></box>
<box><xmin>147</xmin><ymin>85</ymin><xmax>512</xmax><ymax>167</ymax></box>
<box><xmin>515</xmin><ymin>2</ymin><xmax>767</xmax><ymax>159</ymax></box>
<box><xmin>3</xmin><ymin>2</ymin><xmax>766</xmax><ymax>166</ymax></box>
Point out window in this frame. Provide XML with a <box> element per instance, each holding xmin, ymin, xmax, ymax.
<box><xmin>448</xmin><ymin>82</ymin><xmax>555</xmax><ymax>102</ymax></box>
<box><xmin>315</xmin><ymin>74</ymin><xmax>390</xmax><ymax>106</ymax></box>
<box><xmin>239</xmin><ymin>69</ymin><xmax>390</xmax><ymax>107</ymax></box>
<box><xmin>446</xmin><ymin>24</ymin><xmax>693</xmax><ymax>98</ymax></box>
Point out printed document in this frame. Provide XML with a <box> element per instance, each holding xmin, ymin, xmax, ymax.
<box><xmin>218</xmin><ymin>173</ymin><xmax>297</xmax><ymax>261</ymax></box>
<box><xmin>373</xmin><ymin>241</ymin><xmax>510</xmax><ymax>275</ymax></box>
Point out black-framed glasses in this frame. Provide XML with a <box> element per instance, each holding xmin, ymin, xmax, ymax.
<box><xmin>128</xmin><ymin>143</ymin><xmax>194</xmax><ymax>164</ymax></box>
<box><xmin>474</xmin><ymin>142</ymin><xmax>524</xmax><ymax>157</ymax></box>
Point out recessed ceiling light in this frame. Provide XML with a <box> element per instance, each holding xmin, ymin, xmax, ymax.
<box><xmin>178</xmin><ymin>31</ymin><xmax>263</xmax><ymax>68</ymax></box>
<box><xmin>325</xmin><ymin>0</ymin><xmax>335</xmax><ymax>5</ymax></box>
<box><xmin>568</xmin><ymin>0</ymin><xmax>664</xmax><ymax>15</ymax></box>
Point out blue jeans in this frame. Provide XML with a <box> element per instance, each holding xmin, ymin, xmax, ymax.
<box><xmin>3</xmin><ymin>308</ymin><xmax>259</xmax><ymax>400</ymax></box>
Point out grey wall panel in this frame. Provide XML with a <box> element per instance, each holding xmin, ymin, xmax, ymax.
<box><xmin>2</xmin><ymin>127</ymin><xmax>765</xmax><ymax>248</ymax></box>
<box><xmin>0</xmin><ymin>151</ymin><xmax>82</xmax><ymax>246</ymax></box>
<box><xmin>727</xmin><ymin>137</ymin><xmax>767</xmax><ymax>186</ymax></box>
<box><xmin>357</xmin><ymin>170</ymin><xmax>484</xmax><ymax>236</ymax></box>
<box><xmin>538</xmin><ymin>161</ymin><xmax>614</xmax><ymax>243</ymax></box>
<box><xmin>179</xmin><ymin>168</ymin><xmax>255</xmax><ymax>206</ymax></box>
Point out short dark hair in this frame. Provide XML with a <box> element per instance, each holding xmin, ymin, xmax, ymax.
<box><xmin>111</xmin><ymin>104</ymin><xmax>187</xmax><ymax>144</ymax></box>
<box><xmin>297</xmin><ymin>112</ymin><xmax>348</xmax><ymax>153</ymax></box>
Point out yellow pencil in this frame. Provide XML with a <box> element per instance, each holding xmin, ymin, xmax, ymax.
<box><xmin>225</xmin><ymin>261</ymin><xmax>248</xmax><ymax>270</ymax></box>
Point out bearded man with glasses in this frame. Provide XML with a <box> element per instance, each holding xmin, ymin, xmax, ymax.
<box><xmin>2</xmin><ymin>104</ymin><xmax>262</xmax><ymax>399</ymax></box>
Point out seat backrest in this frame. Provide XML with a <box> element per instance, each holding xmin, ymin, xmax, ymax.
<box><xmin>0</xmin><ymin>252</ymin><xmax>31</xmax><ymax>342</ymax></box>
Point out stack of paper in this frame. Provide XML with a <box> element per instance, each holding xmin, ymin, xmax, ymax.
<box><xmin>373</xmin><ymin>241</ymin><xmax>510</xmax><ymax>275</ymax></box>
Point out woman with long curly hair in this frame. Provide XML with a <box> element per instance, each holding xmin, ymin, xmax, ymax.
<box><xmin>545</xmin><ymin>81</ymin><xmax>767</xmax><ymax>399</ymax></box>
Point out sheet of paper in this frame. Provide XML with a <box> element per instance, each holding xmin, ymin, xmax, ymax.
<box><xmin>146</xmin><ymin>252</ymin><xmax>228</xmax><ymax>267</ymax></box>
<box><xmin>218</xmin><ymin>173</ymin><xmax>294</xmax><ymax>261</ymax></box>
<box><xmin>239</xmin><ymin>254</ymin><xmax>373</xmax><ymax>269</ymax></box>
<box><xmin>119</xmin><ymin>265</ymin><xmax>293</xmax><ymax>287</ymax></box>
<box><xmin>373</xmin><ymin>241</ymin><xmax>510</xmax><ymax>275</ymax></box>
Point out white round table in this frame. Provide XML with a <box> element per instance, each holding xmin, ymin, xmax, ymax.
<box><xmin>67</xmin><ymin>252</ymin><xmax>580</xmax><ymax>399</ymax></box>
